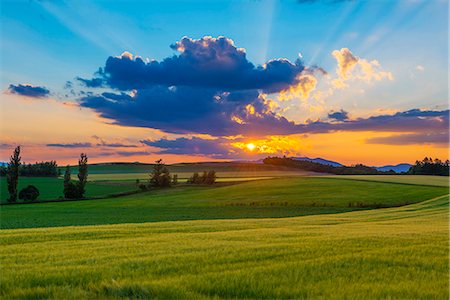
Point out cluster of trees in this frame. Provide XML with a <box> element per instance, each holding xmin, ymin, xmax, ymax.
<box><xmin>137</xmin><ymin>160</ymin><xmax>217</xmax><ymax>190</ymax></box>
<box><xmin>0</xmin><ymin>161</ymin><xmax>59</xmax><ymax>177</ymax></box>
<box><xmin>3</xmin><ymin>146</ymin><xmax>89</xmax><ymax>203</ymax></box>
<box><xmin>138</xmin><ymin>159</ymin><xmax>175</xmax><ymax>191</ymax></box>
<box><xmin>187</xmin><ymin>170</ymin><xmax>217</xmax><ymax>184</ymax></box>
<box><xmin>408</xmin><ymin>157</ymin><xmax>449</xmax><ymax>176</ymax></box>
<box><xmin>63</xmin><ymin>153</ymin><xmax>88</xmax><ymax>199</ymax></box>
<box><xmin>262</xmin><ymin>156</ymin><xmax>392</xmax><ymax>175</ymax></box>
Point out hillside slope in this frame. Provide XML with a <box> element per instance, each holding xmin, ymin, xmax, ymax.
<box><xmin>0</xmin><ymin>194</ymin><xmax>448</xmax><ymax>299</ymax></box>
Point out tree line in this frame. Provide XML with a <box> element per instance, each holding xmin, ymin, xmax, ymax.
<box><xmin>3</xmin><ymin>146</ymin><xmax>89</xmax><ymax>203</ymax></box>
<box><xmin>0</xmin><ymin>160</ymin><xmax>59</xmax><ymax>177</ymax></box>
<box><xmin>137</xmin><ymin>159</ymin><xmax>216</xmax><ymax>190</ymax></box>
<box><xmin>262</xmin><ymin>156</ymin><xmax>391</xmax><ymax>175</ymax></box>
<box><xmin>408</xmin><ymin>157</ymin><xmax>449</xmax><ymax>176</ymax></box>
<box><xmin>263</xmin><ymin>156</ymin><xmax>449</xmax><ymax>176</ymax></box>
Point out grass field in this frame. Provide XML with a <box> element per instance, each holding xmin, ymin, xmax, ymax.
<box><xmin>324</xmin><ymin>175</ymin><xmax>450</xmax><ymax>187</ymax></box>
<box><xmin>0</xmin><ymin>177</ymin><xmax>137</xmax><ymax>203</ymax></box>
<box><xmin>1</xmin><ymin>193</ymin><xmax>448</xmax><ymax>299</ymax></box>
<box><xmin>1</xmin><ymin>177</ymin><xmax>447</xmax><ymax>229</ymax></box>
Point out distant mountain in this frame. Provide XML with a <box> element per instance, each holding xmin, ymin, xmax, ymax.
<box><xmin>0</xmin><ymin>162</ymin><xmax>7</xmax><ymax>167</ymax></box>
<box><xmin>375</xmin><ymin>163</ymin><xmax>412</xmax><ymax>173</ymax></box>
<box><xmin>291</xmin><ymin>157</ymin><xmax>343</xmax><ymax>167</ymax></box>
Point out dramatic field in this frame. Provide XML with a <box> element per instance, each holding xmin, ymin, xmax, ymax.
<box><xmin>0</xmin><ymin>192</ymin><xmax>448</xmax><ymax>299</ymax></box>
<box><xmin>1</xmin><ymin>177</ymin><xmax>447</xmax><ymax>229</ymax></box>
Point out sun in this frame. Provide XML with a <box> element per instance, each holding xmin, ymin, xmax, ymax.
<box><xmin>246</xmin><ymin>143</ymin><xmax>256</xmax><ymax>151</ymax></box>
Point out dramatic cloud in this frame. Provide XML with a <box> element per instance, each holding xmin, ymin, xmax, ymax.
<box><xmin>8</xmin><ymin>84</ymin><xmax>50</xmax><ymax>98</ymax></box>
<box><xmin>331</xmin><ymin>48</ymin><xmax>393</xmax><ymax>88</ymax></box>
<box><xmin>95</xmin><ymin>36</ymin><xmax>305</xmax><ymax>93</ymax></box>
<box><xmin>80</xmin><ymin>87</ymin><xmax>300</xmax><ymax>136</ymax></box>
<box><xmin>328</xmin><ymin>109</ymin><xmax>349</xmax><ymax>121</ymax></box>
<box><xmin>366</xmin><ymin>132</ymin><xmax>449</xmax><ymax>145</ymax></box>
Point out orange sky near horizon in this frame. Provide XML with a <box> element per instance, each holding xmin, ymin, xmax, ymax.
<box><xmin>1</xmin><ymin>94</ymin><xmax>447</xmax><ymax>166</ymax></box>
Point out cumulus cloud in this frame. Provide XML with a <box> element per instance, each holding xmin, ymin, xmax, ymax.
<box><xmin>331</xmin><ymin>48</ymin><xmax>393</xmax><ymax>89</ymax></box>
<box><xmin>328</xmin><ymin>109</ymin><xmax>349</xmax><ymax>121</ymax></box>
<box><xmin>278</xmin><ymin>74</ymin><xmax>318</xmax><ymax>101</ymax></box>
<box><xmin>96</xmin><ymin>36</ymin><xmax>305</xmax><ymax>93</ymax></box>
<box><xmin>366</xmin><ymin>132</ymin><xmax>449</xmax><ymax>145</ymax></box>
<box><xmin>8</xmin><ymin>84</ymin><xmax>50</xmax><ymax>98</ymax></box>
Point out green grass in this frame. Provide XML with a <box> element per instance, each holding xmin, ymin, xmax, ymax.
<box><xmin>323</xmin><ymin>175</ymin><xmax>450</xmax><ymax>187</ymax></box>
<box><xmin>0</xmin><ymin>177</ymin><xmax>137</xmax><ymax>203</ymax></box>
<box><xmin>1</xmin><ymin>177</ymin><xmax>447</xmax><ymax>229</ymax></box>
<box><xmin>1</xmin><ymin>194</ymin><xmax>448</xmax><ymax>299</ymax></box>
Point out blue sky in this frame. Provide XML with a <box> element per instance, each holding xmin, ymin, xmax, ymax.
<box><xmin>0</xmin><ymin>0</ymin><xmax>448</xmax><ymax>165</ymax></box>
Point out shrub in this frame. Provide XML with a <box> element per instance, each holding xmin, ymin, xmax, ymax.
<box><xmin>149</xmin><ymin>159</ymin><xmax>172</xmax><ymax>188</ymax></box>
<box><xmin>138</xmin><ymin>184</ymin><xmax>147</xmax><ymax>191</ymax></box>
<box><xmin>18</xmin><ymin>185</ymin><xmax>40</xmax><ymax>202</ymax></box>
<box><xmin>172</xmin><ymin>174</ymin><xmax>178</xmax><ymax>185</ymax></box>
<box><xmin>188</xmin><ymin>170</ymin><xmax>216</xmax><ymax>185</ymax></box>
<box><xmin>64</xmin><ymin>182</ymin><xmax>79</xmax><ymax>199</ymax></box>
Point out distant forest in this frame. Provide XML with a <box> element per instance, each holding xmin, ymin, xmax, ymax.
<box><xmin>0</xmin><ymin>161</ymin><xmax>60</xmax><ymax>177</ymax></box>
<box><xmin>408</xmin><ymin>157</ymin><xmax>449</xmax><ymax>176</ymax></box>
<box><xmin>263</xmin><ymin>156</ymin><xmax>449</xmax><ymax>176</ymax></box>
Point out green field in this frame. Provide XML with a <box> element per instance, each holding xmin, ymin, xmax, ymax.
<box><xmin>0</xmin><ymin>177</ymin><xmax>137</xmax><ymax>203</ymax></box>
<box><xmin>324</xmin><ymin>174</ymin><xmax>450</xmax><ymax>187</ymax></box>
<box><xmin>1</xmin><ymin>177</ymin><xmax>447</xmax><ymax>229</ymax></box>
<box><xmin>1</xmin><ymin>192</ymin><xmax>448</xmax><ymax>299</ymax></box>
<box><xmin>1</xmin><ymin>175</ymin><xmax>448</xmax><ymax>299</ymax></box>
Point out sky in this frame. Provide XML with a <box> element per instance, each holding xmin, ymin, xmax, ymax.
<box><xmin>0</xmin><ymin>0</ymin><xmax>448</xmax><ymax>166</ymax></box>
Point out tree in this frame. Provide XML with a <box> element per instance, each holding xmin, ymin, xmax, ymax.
<box><xmin>172</xmin><ymin>174</ymin><xmax>178</xmax><ymax>185</ymax></box>
<box><xmin>149</xmin><ymin>159</ymin><xmax>171</xmax><ymax>187</ymax></box>
<box><xmin>77</xmin><ymin>153</ymin><xmax>88</xmax><ymax>198</ymax></box>
<box><xmin>6</xmin><ymin>146</ymin><xmax>21</xmax><ymax>203</ymax></box>
<box><xmin>187</xmin><ymin>172</ymin><xmax>200</xmax><ymax>184</ymax></box>
<box><xmin>63</xmin><ymin>165</ymin><xmax>77</xmax><ymax>199</ymax></box>
<box><xmin>205</xmin><ymin>170</ymin><xmax>216</xmax><ymax>184</ymax></box>
<box><xmin>18</xmin><ymin>185</ymin><xmax>40</xmax><ymax>202</ymax></box>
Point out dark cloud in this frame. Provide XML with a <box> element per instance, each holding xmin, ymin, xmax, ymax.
<box><xmin>366</xmin><ymin>132</ymin><xmax>449</xmax><ymax>145</ymax></box>
<box><xmin>80</xmin><ymin>87</ymin><xmax>298</xmax><ymax>136</ymax></box>
<box><xmin>97</xmin><ymin>36</ymin><xmax>305</xmax><ymax>93</ymax></box>
<box><xmin>47</xmin><ymin>143</ymin><xmax>92</xmax><ymax>148</ymax></box>
<box><xmin>142</xmin><ymin>137</ymin><xmax>234</xmax><ymax>157</ymax></box>
<box><xmin>8</xmin><ymin>84</ymin><xmax>50</xmax><ymax>98</ymax></box>
<box><xmin>115</xmin><ymin>151</ymin><xmax>150</xmax><ymax>156</ymax></box>
<box><xmin>328</xmin><ymin>109</ymin><xmax>349</xmax><ymax>121</ymax></box>
<box><xmin>76</xmin><ymin>77</ymin><xmax>104</xmax><ymax>88</ymax></box>
<box><xmin>47</xmin><ymin>141</ymin><xmax>138</xmax><ymax>148</ymax></box>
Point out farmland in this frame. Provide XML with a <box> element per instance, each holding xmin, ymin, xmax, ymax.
<box><xmin>1</xmin><ymin>177</ymin><xmax>447</xmax><ymax>229</ymax></box>
<box><xmin>0</xmin><ymin>192</ymin><xmax>448</xmax><ymax>299</ymax></box>
<box><xmin>0</xmin><ymin>165</ymin><xmax>448</xmax><ymax>299</ymax></box>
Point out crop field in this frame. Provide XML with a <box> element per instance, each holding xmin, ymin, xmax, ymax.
<box><xmin>1</xmin><ymin>177</ymin><xmax>447</xmax><ymax>229</ymax></box>
<box><xmin>0</xmin><ymin>192</ymin><xmax>448</xmax><ymax>299</ymax></box>
<box><xmin>324</xmin><ymin>174</ymin><xmax>450</xmax><ymax>187</ymax></box>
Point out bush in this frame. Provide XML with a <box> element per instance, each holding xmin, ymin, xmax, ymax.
<box><xmin>188</xmin><ymin>170</ymin><xmax>216</xmax><ymax>185</ymax></box>
<box><xmin>138</xmin><ymin>184</ymin><xmax>147</xmax><ymax>191</ymax></box>
<box><xmin>149</xmin><ymin>159</ymin><xmax>171</xmax><ymax>188</ymax></box>
<box><xmin>18</xmin><ymin>185</ymin><xmax>40</xmax><ymax>202</ymax></box>
<box><xmin>64</xmin><ymin>182</ymin><xmax>80</xmax><ymax>199</ymax></box>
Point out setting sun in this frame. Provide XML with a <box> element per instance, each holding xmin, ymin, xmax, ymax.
<box><xmin>246</xmin><ymin>143</ymin><xmax>255</xmax><ymax>151</ymax></box>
